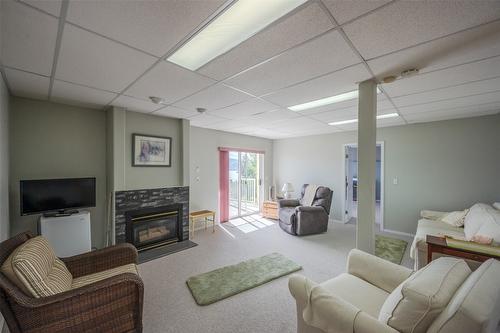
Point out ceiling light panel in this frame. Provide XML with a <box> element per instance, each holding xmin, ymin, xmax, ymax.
<box><xmin>289</xmin><ymin>88</ymin><xmax>381</xmax><ymax>112</ymax></box>
<box><xmin>198</xmin><ymin>2</ymin><xmax>334</xmax><ymax>80</ymax></box>
<box><xmin>167</xmin><ymin>0</ymin><xmax>308</xmax><ymax>71</ymax></box>
<box><xmin>328</xmin><ymin>112</ymin><xmax>399</xmax><ymax>125</ymax></box>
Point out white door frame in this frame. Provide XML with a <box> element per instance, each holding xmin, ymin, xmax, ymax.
<box><xmin>340</xmin><ymin>141</ymin><xmax>385</xmax><ymax>230</ymax></box>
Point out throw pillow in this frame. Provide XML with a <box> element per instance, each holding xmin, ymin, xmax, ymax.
<box><xmin>378</xmin><ymin>257</ymin><xmax>471</xmax><ymax>333</ymax></box>
<box><xmin>474</xmin><ymin>208</ymin><xmax>500</xmax><ymax>245</ymax></box>
<box><xmin>440</xmin><ymin>209</ymin><xmax>469</xmax><ymax>227</ymax></box>
<box><xmin>7</xmin><ymin>236</ymin><xmax>73</xmax><ymax>298</ymax></box>
<box><xmin>463</xmin><ymin>203</ymin><xmax>495</xmax><ymax>241</ymax></box>
<box><xmin>493</xmin><ymin>202</ymin><xmax>500</xmax><ymax>210</ymax></box>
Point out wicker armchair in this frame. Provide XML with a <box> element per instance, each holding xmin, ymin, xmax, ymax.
<box><xmin>0</xmin><ymin>232</ymin><xmax>144</xmax><ymax>333</ymax></box>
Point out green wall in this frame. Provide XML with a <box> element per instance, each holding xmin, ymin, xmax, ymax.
<box><xmin>9</xmin><ymin>97</ymin><xmax>107</xmax><ymax>247</ymax></box>
<box><xmin>273</xmin><ymin>114</ymin><xmax>500</xmax><ymax>235</ymax></box>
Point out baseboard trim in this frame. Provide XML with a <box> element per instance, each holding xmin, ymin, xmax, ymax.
<box><xmin>381</xmin><ymin>228</ymin><xmax>415</xmax><ymax>238</ymax></box>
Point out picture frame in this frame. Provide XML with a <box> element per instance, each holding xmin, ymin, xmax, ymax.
<box><xmin>132</xmin><ymin>133</ymin><xmax>172</xmax><ymax>167</ymax></box>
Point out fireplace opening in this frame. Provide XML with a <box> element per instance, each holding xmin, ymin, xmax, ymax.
<box><xmin>125</xmin><ymin>204</ymin><xmax>183</xmax><ymax>252</ymax></box>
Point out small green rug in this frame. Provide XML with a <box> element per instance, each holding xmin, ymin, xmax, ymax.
<box><xmin>375</xmin><ymin>235</ymin><xmax>408</xmax><ymax>264</ymax></box>
<box><xmin>186</xmin><ymin>253</ymin><xmax>302</xmax><ymax>305</ymax></box>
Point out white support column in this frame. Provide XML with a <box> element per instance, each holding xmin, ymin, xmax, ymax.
<box><xmin>356</xmin><ymin>80</ymin><xmax>377</xmax><ymax>254</ymax></box>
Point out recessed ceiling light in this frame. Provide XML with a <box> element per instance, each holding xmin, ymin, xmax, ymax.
<box><xmin>288</xmin><ymin>88</ymin><xmax>381</xmax><ymax>112</ymax></box>
<box><xmin>328</xmin><ymin>113</ymin><xmax>399</xmax><ymax>126</ymax></box>
<box><xmin>167</xmin><ymin>0</ymin><xmax>307</xmax><ymax>71</ymax></box>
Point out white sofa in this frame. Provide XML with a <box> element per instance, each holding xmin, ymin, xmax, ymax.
<box><xmin>411</xmin><ymin>203</ymin><xmax>500</xmax><ymax>270</ymax></box>
<box><xmin>289</xmin><ymin>249</ymin><xmax>500</xmax><ymax>333</ymax></box>
<box><xmin>410</xmin><ymin>210</ymin><xmax>466</xmax><ymax>270</ymax></box>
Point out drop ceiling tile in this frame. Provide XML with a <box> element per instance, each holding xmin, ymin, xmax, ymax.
<box><xmin>174</xmin><ymin>84</ymin><xmax>253</xmax><ymax>112</ymax></box>
<box><xmin>244</xmin><ymin>128</ymin><xmax>295</xmax><ymax>139</ymax></box>
<box><xmin>225</xmin><ymin>30</ymin><xmax>361</xmax><ymax>96</ymax></box>
<box><xmin>66</xmin><ymin>0</ymin><xmax>226</xmax><ymax>57</ymax></box>
<box><xmin>376</xmin><ymin>116</ymin><xmax>405</xmax><ymax>128</ymax></box>
<box><xmin>20</xmin><ymin>0</ymin><xmax>62</xmax><ymax>16</ymax></box>
<box><xmin>368</xmin><ymin>20</ymin><xmax>500</xmax><ymax>80</ymax></box>
<box><xmin>262</xmin><ymin>64</ymin><xmax>371</xmax><ymax>108</ymax></box>
<box><xmin>204</xmin><ymin>120</ymin><xmax>251</xmax><ymax>131</ymax></box>
<box><xmin>112</xmin><ymin>95</ymin><xmax>160</xmax><ymax>114</ymax></box>
<box><xmin>209</xmin><ymin>98</ymin><xmax>278</xmax><ymax>119</ymax></box>
<box><xmin>322</xmin><ymin>0</ymin><xmax>392</xmax><ymax>24</ymax></box>
<box><xmin>1</xmin><ymin>1</ymin><xmax>58</xmax><ymax>75</ymax></box>
<box><xmin>398</xmin><ymin>90</ymin><xmax>500</xmax><ymax>115</ymax></box>
<box><xmin>243</xmin><ymin>109</ymin><xmax>301</xmax><ymax>126</ymax></box>
<box><xmin>4</xmin><ymin>68</ymin><xmax>49</xmax><ymax>100</ymax></box>
<box><xmin>309</xmin><ymin>107</ymin><xmax>358</xmax><ymax>122</ymax></box>
<box><xmin>264</xmin><ymin>116</ymin><xmax>327</xmax><ymax>131</ymax></box>
<box><xmin>383</xmin><ymin>56</ymin><xmax>500</xmax><ymax>98</ymax></box>
<box><xmin>51</xmin><ymin>80</ymin><xmax>117</xmax><ymax>109</ymax></box>
<box><xmin>198</xmin><ymin>2</ymin><xmax>335</xmax><ymax>80</ymax></box>
<box><xmin>392</xmin><ymin>76</ymin><xmax>500</xmax><ymax>108</ymax></box>
<box><xmin>404</xmin><ymin>103</ymin><xmax>500</xmax><ymax>124</ymax></box>
<box><xmin>188</xmin><ymin>114</ymin><xmax>228</xmax><ymax>127</ymax></box>
<box><xmin>343</xmin><ymin>0</ymin><xmax>500</xmax><ymax>59</ymax></box>
<box><xmin>153</xmin><ymin>106</ymin><xmax>199</xmax><ymax>119</ymax></box>
<box><xmin>125</xmin><ymin>61</ymin><xmax>215</xmax><ymax>103</ymax></box>
<box><xmin>55</xmin><ymin>24</ymin><xmax>157</xmax><ymax>93</ymax></box>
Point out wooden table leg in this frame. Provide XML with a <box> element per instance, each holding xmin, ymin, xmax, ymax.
<box><xmin>427</xmin><ymin>244</ymin><xmax>434</xmax><ymax>263</ymax></box>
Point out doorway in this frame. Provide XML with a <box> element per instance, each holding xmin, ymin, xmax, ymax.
<box><xmin>228</xmin><ymin>151</ymin><xmax>263</xmax><ymax>219</ymax></box>
<box><xmin>342</xmin><ymin>142</ymin><xmax>384</xmax><ymax>227</ymax></box>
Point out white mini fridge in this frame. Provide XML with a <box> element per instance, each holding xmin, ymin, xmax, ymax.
<box><xmin>39</xmin><ymin>211</ymin><xmax>92</xmax><ymax>257</ymax></box>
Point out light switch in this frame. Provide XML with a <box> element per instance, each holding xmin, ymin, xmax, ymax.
<box><xmin>393</xmin><ymin>177</ymin><xmax>398</xmax><ymax>185</ymax></box>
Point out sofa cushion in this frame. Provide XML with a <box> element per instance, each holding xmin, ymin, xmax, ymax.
<box><xmin>0</xmin><ymin>236</ymin><xmax>73</xmax><ymax>298</ymax></box>
<box><xmin>427</xmin><ymin>259</ymin><xmax>500</xmax><ymax>333</ymax></box>
<box><xmin>441</xmin><ymin>210</ymin><xmax>469</xmax><ymax>227</ymax></box>
<box><xmin>72</xmin><ymin>263</ymin><xmax>138</xmax><ymax>289</ymax></box>
<box><xmin>410</xmin><ymin>219</ymin><xmax>465</xmax><ymax>259</ymax></box>
<box><xmin>279</xmin><ymin>207</ymin><xmax>295</xmax><ymax>225</ymax></box>
<box><xmin>321</xmin><ymin>273</ymin><xmax>389</xmax><ymax>318</ymax></box>
<box><xmin>378</xmin><ymin>257</ymin><xmax>471</xmax><ymax>333</ymax></box>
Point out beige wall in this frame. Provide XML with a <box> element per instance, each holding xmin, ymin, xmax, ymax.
<box><xmin>9</xmin><ymin>97</ymin><xmax>107</xmax><ymax>247</ymax></box>
<box><xmin>189</xmin><ymin>127</ymin><xmax>273</xmax><ymax>222</ymax></box>
<box><xmin>273</xmin><ymin>114</ymin><xmax>500</xmax><ymax>235</ymax></box>
<box><xmin>0</xmin><ymin>75</ymin><xmax>9</xmax><ymax>242</ymax></box>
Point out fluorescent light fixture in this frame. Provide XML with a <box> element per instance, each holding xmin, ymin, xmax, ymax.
<box><xmin>167</xmin><ymin>0</ymin><xmax>307</xmax><ymax>71</ymax></box>
<box><xmin>328</xmin><ymin>118</ymin><xmax>358</xmax><ymax>126</ymax></box>
<box><xmin>288</xmin><ymin>88</ymin><xmax>381</xmax><ymax>112</ymax></box>
<box><xmin>376</xmin><ymin>112</ymin><xmax>399</xmax><ymax>119</ymax></box>
<box><xmin>289</xmin><ymin>90</ymin><xmax>359</xmax><ymax>112</ymax></box>
<box><xmin>328</xmin><ymin>113</ymin><xmax>399</xmax><ymax>126</ymax></box>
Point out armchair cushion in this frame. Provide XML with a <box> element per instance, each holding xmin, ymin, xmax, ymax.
<box><xmin>279</xmin><ymin>207</ymin><xmax>296</xmax><ymax>225</ymax></box>
<box><xmin>72</xmin><ymin>263</ymin><xmax>139</xmax><ymax>289</ymax></box>
<box><xmin>1</xmin><ymin>236</ymin><xmax>72</xmax><ymax>298</ymax></box>
<box><xmin>347</xmin><ymin>249</ymin><xmax>413</xmax><ymax>293</ymax></box>
<box><xmin>378</xmin><ymin>257</ymin><xmax>471</xmax><ymax>333</ymax></box>
<box><xmin>427</xmin><ymin>259</ymin><xmax>500</xmax><ymax>333</ymax></box>
<box><xmin>278</xmin><ymin>199</ymin><xmax>300</xmax><ymax>208</ymax></box>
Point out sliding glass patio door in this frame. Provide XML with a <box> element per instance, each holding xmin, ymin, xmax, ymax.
<box><xmin>228</xmin><ymin>151</ymin><xmax>262</xmax><ymax>219</ymax></box>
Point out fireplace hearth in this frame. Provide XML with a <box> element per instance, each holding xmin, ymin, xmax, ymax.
<box><xmin>125</xmin><ymin>204</ymin><xmax>183</xmax><ymax>252</ymax></box>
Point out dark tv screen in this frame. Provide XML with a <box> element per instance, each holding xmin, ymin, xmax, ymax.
<box><xmin>20</xmin><ymin>178</ymin><xmax>96</xmax><ymax>215</ymax></box>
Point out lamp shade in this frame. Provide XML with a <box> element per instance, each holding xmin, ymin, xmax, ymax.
<box><xmin>281</xmin><ymin>182</ymin><xmax>294</xmax><ymax>193</ymax></box>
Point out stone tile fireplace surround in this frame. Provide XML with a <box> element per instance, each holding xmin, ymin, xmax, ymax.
<box><xmin>114</xmin><ymin>186</ymin><xmax>189</xmax><ymax>246</ymax></box>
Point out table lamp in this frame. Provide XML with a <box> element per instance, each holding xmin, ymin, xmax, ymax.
<box><xmin>281</xmin><ymin>182</ymin><xmax>294</xmax><ymax>199</ymax></box>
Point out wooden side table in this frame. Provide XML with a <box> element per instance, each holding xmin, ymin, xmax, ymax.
<box><xmin>262</xmin><ymin>200</ymin><xmax>278</xmax><ymax>220</ymax></box>
<box><xmin>426</xmin><ymin>235</ymin><xmax>500</xmax><ymax>263</ymax></box>
<box><xmin>189</xmin><ymin>210</ymin><xmax>215</xmax><ymax>238</ymax></box>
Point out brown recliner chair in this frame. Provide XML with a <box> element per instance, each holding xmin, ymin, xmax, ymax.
<box><xmin>278</xmin><ymin>184</ymin><xmax>333</xmax><ymax>236</ymax></box>
<box><xmin>0</xmin><ymin>232</ymin><xmax>144</xmax><ymax>333</ymax></box>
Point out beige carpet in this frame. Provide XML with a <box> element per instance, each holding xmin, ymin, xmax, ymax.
<box><xmin>138</xmin><ymin>218</ymin><xmax>413</xmax><ymax>333</ymax></box>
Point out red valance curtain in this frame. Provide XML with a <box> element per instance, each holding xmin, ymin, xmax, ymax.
<box><xmin>218</xmin><ymin>147</ymin><xmax>265</xmax><ymax>154</ymax></box>
<box><xmin>219</xmin><ymin>150</ymin><xmax>229</xmax><ymax>223</ymax></box>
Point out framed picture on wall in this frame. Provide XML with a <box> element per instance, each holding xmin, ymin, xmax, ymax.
<box><xmin>132</xmin><ymin>134</ymin><xmax>172</xmax><ymax>167</ymax></box>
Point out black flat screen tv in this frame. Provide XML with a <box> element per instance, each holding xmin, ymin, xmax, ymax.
<box><xmin>20</xmin><ymin>177</ymin><xmax>96</xmax><ymax>215</ymax></box>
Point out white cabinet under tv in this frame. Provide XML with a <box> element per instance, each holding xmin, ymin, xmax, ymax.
<box><xmin>39</xmin><ymin>211</ymin><xmax>92</xmax><ymax>257</ymax></box>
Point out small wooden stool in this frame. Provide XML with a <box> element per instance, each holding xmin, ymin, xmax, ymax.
<box><xmin>189</xmin><ymin>210</ymin><xmax>216</xmax><ymax>238</ymax></box>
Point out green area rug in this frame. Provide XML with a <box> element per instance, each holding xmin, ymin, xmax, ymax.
<box><xmin>375</xmin><ymin>235</ymin><xmax>408</xmax><ymax>264</ymax></box>
<box><xmin>186</xmin><ymin>253</ymin><xmax>302</xmax><ymax>305</ymax></box>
